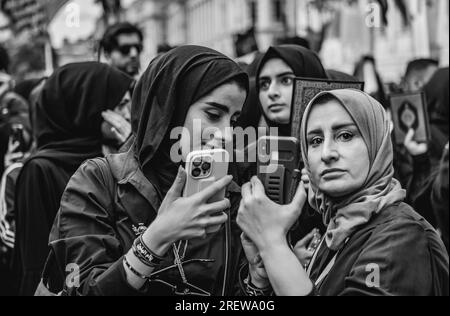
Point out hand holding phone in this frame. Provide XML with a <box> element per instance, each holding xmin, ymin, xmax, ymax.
<box><xmin>183</xmin><ymin>149</ymin><xmax>230</xmax><ymax>203</ymax></box>
<box><xmin>144</xmin><ymin>168</ymin><xmax>232</xmax><ymax>255</ymax></box>
<box><xmin>257</xmin><ymin>136</ymin><xmax>301</xmax><ymax>205</ymax></box>
<box><xmin>293</xmin><ymin>229</ymin><xmax>322</xmax><ymax>268</ymax></box>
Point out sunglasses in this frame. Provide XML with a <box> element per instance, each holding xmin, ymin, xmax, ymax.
<box><xmin>116</xmin><ymin>44</ymin><xmax>143</xmax><ymax>55</ymax></box>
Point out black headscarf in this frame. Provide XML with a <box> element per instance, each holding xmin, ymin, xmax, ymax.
<box><xmin>239</xmin><ymin>45</ymin><xmax>328</xmax><ymax>136</ymax></box>
<box><xmin>236</xmin><ymin>53</ymin><xmax>264</xmax><ymax>130</ymax></box>
<box><xmin>354</xmin><ymin>56</ymin><xmax>387</xmax><ymax>108</ymax></box>
<box><xmin>424</xmin><ymin>68</ymin><xmax>449</xmax><ymax>162</ymax></box>
<box><xmin>34</xmin><ymin>62</ymin><xmax>133</xmax><ymax>168</ymax></box>
<box><xmin>13</xmin><ymin>78</ymin><xmax>44</xmax><ymax>101</ymax></box>
<box><xmin>131</xmin><ymin>45</ymin><xmax>249</xmax><ymax>195</ymax></box>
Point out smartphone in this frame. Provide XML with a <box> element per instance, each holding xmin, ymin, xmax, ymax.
<box><xmin>183</xmin><ymin>149</ymin><xmax>230</xmax><ymax>203</ymax></box>
<box><xmin>257</xmin><ymin>136</ymin><xmax>301</xmax><ymax>205</ymax></box>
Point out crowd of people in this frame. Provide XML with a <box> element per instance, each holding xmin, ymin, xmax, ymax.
<box><xmin>0</xmin><ymin>21</ymin><xmax>448</xmax><ymax>296</ymax></box>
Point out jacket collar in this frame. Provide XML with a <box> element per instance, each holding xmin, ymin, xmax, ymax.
<box><xmin>106</xmin><ymin>149</ymin><xmax>162</xmax><ymax>211</ymax></box>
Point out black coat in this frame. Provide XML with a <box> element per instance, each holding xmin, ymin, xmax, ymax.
<box><xmin>431</xmin><ymin>146</ymin><xmax>449</xmax><ymax>252</ymax></box>
<box><xmin>46</xmin><ymin>150</ymin><xmax>245</xmax><ymax>296</ymax></box>
<box><xmin>14</xmin><ymin>62</ymin><xmax>133</xmax><ymax>296</ymax></box>
<box><xmin>14</xmin><ymin>157</ymin><xmax>75</xmax><ymax>295</ymax></box>
<box><xmin>309</xmin><ymin>203</ymin><xmax>449</xmax><ymax>296</ymax></box>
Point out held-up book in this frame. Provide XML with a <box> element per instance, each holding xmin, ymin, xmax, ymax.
<box><xmin>290</xmin><ymin>77</ymin><xmax>365</xmax><ymax>140</ymax></box>
<box><xmin>389</xmin><ymin>92</ymin><xmax>430</xmax><ymax>145</ymax></box>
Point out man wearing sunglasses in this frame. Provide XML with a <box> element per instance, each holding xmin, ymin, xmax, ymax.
<box><xmin>100</xmin><ymin>22</ymin><xmax>144</xmax><ymax>78</ymax></box>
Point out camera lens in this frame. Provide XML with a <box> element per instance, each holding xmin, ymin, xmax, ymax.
<box><xmin>201</xmin><ymin>162</ymin><xmax>211</xmax><ymax>171</ymax></box>
<box><xmin>192</xmin><ymin>168</ymin><xmax>201</xmax><ymax>177</ymax></box>
<box><xmin>193</xmin><ymin>158</ymin><xmax>202</xmax><ymax>167</ymax></box>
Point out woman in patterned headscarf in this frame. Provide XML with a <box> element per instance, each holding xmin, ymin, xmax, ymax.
<box><xmin>237</xmin><ymin>89</ymin><xmax>449</xmax><ymax>296</ymax></box>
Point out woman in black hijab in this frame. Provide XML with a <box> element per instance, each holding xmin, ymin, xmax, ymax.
<box><xmin>238</xmin><ymin>45</ymin><xmax>328</xmax><ymax>136</ymax></box>
<box><xmin>235</xmin><ymin>45</ymin><xmax>328</xmax><ymax>178</ymax></box>
<box><xmin>235</xmin><ymin>45</ymin><xmax>328</xmax><ymax>249</ymax></box>
<box><xmin>44</xmin><ymin>46</ymin><xmax>249</xmax><ymax>296</ymax></box>
<box><xmin>236</xmin><ymin>45</ymin><xmax>328</xmax><ymax>177</ymax></box>
<box><xmin>14</xmin><ymin>62</ymin><xmax>133</xmax><ymax>296</ymax></box>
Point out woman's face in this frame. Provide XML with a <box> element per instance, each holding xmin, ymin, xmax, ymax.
<box><xmin>306</xmin><ymin>99</ymin><xmax>370</xmax><ymax>198</ymax></box>
<box><xmin>258</xmin><ymin>58</ymin><xmax>295</xmax><ymax>125</ymax></box>
<box><xmin>180</xmin><ymin>82</ymin><xmax>247</xmax><ymax>160</ymax></box>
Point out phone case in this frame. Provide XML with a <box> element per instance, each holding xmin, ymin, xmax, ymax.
<box><xmin>183</xmin><ymin>149</ymin><xmax>230</xmax><ymax>203</ymax></box>
<box><xmin>257</xmin><ymin>137</ymin><xmax>301</xmax><ymax>204</ymax></box>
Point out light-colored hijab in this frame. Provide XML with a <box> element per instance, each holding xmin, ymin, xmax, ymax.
<box><xmin>300</xmin><ymin>89</ymin><xmax>406</xmax><ymax>251</ymax></box>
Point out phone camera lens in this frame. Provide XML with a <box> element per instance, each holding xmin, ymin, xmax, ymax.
<box><xmin>202</xmin><ymin>162</ymin><xmax>211</xmax><ymax>171</ymax></box>
<box><xmin>193</xmin><ymin>158</ymin><xmax>202</xmax><ymax>167</ymax></box>
<box><xmin>192</xmin><ymin>168</ymin><xmax>202</xmax><ymax>177</ymax></box>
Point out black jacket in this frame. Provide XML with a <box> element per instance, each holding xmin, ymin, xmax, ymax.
<box><xmin>309</xmin><ymin>202</ymin><xmax>449</xmax><ymax>296</ymax></box>
<box><xmin>45</xmin><ymin>149</ymin><xmax>245</xmax><ymax>296</ymax></box>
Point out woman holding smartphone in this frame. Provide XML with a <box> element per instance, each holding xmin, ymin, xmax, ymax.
<box><xmin>43</xmin><ymin>46</ymin><xmax>249</xmax><ymax>296</ymax></box>
<box><xmin>237</xmin><ymin>89</ymin><xmax>449</xmax><ymax>296</ymax></box>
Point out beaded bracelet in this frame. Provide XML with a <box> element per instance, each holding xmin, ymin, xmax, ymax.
<box><xmin>123</xmin><ymin>256</ymin><xmax>150</xmax><ymax>280</ymax></box>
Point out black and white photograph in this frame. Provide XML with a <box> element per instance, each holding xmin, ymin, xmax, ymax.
<box><xmin>0</xmin><ymin>0</ymin><xmax>448</xmax><ymax>301</ymax></box>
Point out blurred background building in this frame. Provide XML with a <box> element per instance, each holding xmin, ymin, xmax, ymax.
<box><xmin>125</xmin><ymin>0</ymin><xmax>449</xmax><ymax>82</ymax></box>
<box><xmin>1</xmin><ymin>0</ymin><xmax>449</xmax><ymax>83</ymax></box>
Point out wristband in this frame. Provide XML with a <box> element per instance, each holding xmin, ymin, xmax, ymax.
<box><xmin>132</xmin><ymin>235</ymin><xmax>166</xmax><ymax>267</ymax></box>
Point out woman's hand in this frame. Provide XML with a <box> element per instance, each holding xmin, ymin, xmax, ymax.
<box><xmin>301</xmin><ymin>168</ymin><xmax>310</xmax><ymax>191</ymax></box>
<box><xmin>293</xmin><ymin>229</ymin><xmax>320</xmax><ymax>268</ymax></box>
<box><xmin>237</xmin><ymin>176</ymin><xmax>307</xmax><ymax>253</ymax></box>
<box><xmin>4</xmin><ymin>137</ymin><xmax>24</xmax><ymax>167</ymax></box>
<box><xmin>102</xmin><ymin>110</ymin><xmax>132</xmax><ymax>145</ymax></box>
<box><xmin>241</xmin><ymin>233</ymin><xmax>270</xmax><ymax>288</ymax></box>
<box><xmin>143</xmin><ymin>167</ymin><xmax>233</xmax><ymax>256</ymax></box>
<box><xmin>404</xmin><ymin>129</ymin><xmax>428</xmax><ymax>156</ymax></box>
